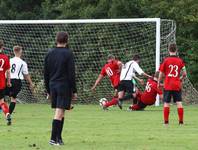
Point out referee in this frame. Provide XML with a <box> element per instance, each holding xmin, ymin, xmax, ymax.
<box><xmin>44</xmin><ymin>31</ymin><xmax>77</xmax><ymax>146</ymax></box>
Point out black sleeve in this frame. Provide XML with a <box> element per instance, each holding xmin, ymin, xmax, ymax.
<box><xmin>68</xmin><ymin>51</ymin><xmax>77</xmax><ymax>93</ymax></box>
<box><xmin>44</xmin><ymin>54</ymin><xmax>50</xmax><ymax>94</ymax></box>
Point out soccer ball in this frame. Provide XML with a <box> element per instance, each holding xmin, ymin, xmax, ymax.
<box><xmin>99</xmin><ymin>98</ymin><xmax>107</xmax><ymax>106</ymax></box>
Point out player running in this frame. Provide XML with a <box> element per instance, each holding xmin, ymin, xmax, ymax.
<box><xmin>91</xmin><ymin>54</ymin><xmax>122</xmax><ymax>109</ymax></box>
<box><xmin>158</xmin><ymin>43</ymin><xmax>187</xmax><ymax>125</ymax></box>
<box><xmin>5</xmin><ymin>46</ymin><xmax>34</xmax><ymax>115</ymax></box>
<box><xmin>129</xmin><ymin>71</ymin><xmax>163</xmax><ymax>111</ymax></box>
<box><xmin>0</xmin><ymin>40</ymin><xmax>12</xmax><ymax>125</ymax></box>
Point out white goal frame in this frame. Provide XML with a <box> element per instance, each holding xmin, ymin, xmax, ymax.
<box><xmin>0</xmin><ymin>18</ymin><xmax>161</xmax><ymax>105</ymax></box>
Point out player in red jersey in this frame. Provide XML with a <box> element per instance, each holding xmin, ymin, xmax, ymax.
<box><xmin>91</xmin><ymin>54</ymin><xmax>122</xmax><ymax>109</ymax></box>
<box><xmin>0</xmin><ymin>40</ymin><xmax>12</xmax><ymax>125</ymax></box>
<box><xmin>129</xmin><ymin>71</ymin><xmax>163</xmax><ymax>110</ymax></box>
<box><xmin>158</xmin><ymin>43</ymin><xmax>187</xmax><ymax>125</ymax></box>
<box><xmin>101</xmin><ymin>75</ymin><xmax>144</xmax><ymax>109</ymax></box>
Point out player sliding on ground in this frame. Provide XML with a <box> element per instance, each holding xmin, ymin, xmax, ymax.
<box><xmin>5</xmin><ymin>46</ymin><xmax>34</xmax><ymax>115</ymax></box>
<box><xmin>100</xmin><ymin>75</ymin><xmax>144</xmax><ymax>110</ymax></box>
<box><xmin>158</xmin><ymin>43</ymin><xmax>187</xmax><ymax>125</ymax></box>
<box><xmin>0</xmin><ymin>40</ymin><xmax>12</xmax><ymax>125</ymax></box>
<box><xmin>117</xmin><ymin>54</ymin><xmax>152</xmax><ymax>109</ymax></box>
<box><xmin>91</xmin><ymin>54</ymin><xmax>122</xmax><ymax>109</ymax></box>
<box><xmin>129</xmin><ymin>71</ymin><xmax>163</xmax><ymax>110</ymax></box>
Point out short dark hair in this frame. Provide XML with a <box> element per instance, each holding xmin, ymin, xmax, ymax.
<box><xmin>133</xmin><ymin>54</ymin><xmax>140</xmax><ymax>61</ymax></box>
<box><xmin>154</xmin><ymin>71</ymin><xmax>159</xmax><ymax>78</ymax></box>
<box><xmin>56</xmin><ymin>31</ymin><xmax>68</xmax><ymax>44</ymax></box>
<box><xmin>107</xmin><ymin>54</ymin><xmax>115</xmax><ymax>60</ymax></box>
<box><xmin>0</xmin><ymin>40</ymin><xmax>4</xmax><ymax>49</ymax></box>
<box><xmin>168</xmin><ymin>43</ymin><xmax>177</xmax><ymax>52</ymax></box>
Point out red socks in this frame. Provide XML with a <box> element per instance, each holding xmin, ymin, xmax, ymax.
<box><xmin>177</xmin><ymin>108</ymin><xmax>184</xmax><ymax>124</ymax></box>
<box><xmin>104</xmin><ymin>97</ymin><xmax>118</xmax><ymax>107</ymax></box>
<box><xmin>0</xmin><ymin>102</ymin><xmax>9</xmax><ymax>115</ymax></box>
<box><xmin>131</xmin><ymin>104</ymin><xmax>140</xmax><ymax>110</ymax></box>
<box><xmin>163</xmin><ymin>107</ymin><xmax>170</xmax><ymax>124</ymax></box>
<box><xmin>163</xmin><ymin>107</ymin><xmax>184</xmax><ymax>124</ymax></box>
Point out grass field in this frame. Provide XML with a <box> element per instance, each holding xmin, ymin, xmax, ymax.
<box><xmin>0</xmin><ymin>104</ymin><xmax>198</xmax><ymax>150</ymax></box>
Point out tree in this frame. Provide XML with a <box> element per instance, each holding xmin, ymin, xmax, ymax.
<box><xmin>141</xmin><ymin>0</ymin><xmax>198</xmax><ymax>89</ymax></box>
<box><xmin>0</xmin><ymin>0</ymin><xmax>43</xmax><ymax>19</ymax></box>
<box><xmin>0</xmin><ymin>0</ymin><xmax>197</xmax><ymax>89</ymax></box>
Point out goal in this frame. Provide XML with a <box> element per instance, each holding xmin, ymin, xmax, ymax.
<box><xmin>0</xmin><ymin>19</ymin><xmax>197</xmax><ymax>104</ymax></box>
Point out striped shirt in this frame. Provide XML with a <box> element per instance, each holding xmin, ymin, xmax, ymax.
<box><xmin>120</xmin><ymin>60</ymin><xmax>144</xmax><ymax>81</ymax></box>
<box><xmin>10</xmin><ymin>57</ymin><xmax>28</xmax><ymax>80</ymax></box>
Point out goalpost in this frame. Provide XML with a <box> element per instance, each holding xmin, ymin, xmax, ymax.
<box><xmin>0</xmin><ymin>19</ymin><xmax>197</xmax><ymax>105</ymax></box>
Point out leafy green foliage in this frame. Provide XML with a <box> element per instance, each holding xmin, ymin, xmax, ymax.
<box><xmin>0</xmin><ymin>0</ymin><xmax>197</xmax><ymax>89</ymax></box>
<box><xmin>0</xmin><ymin>0</ymin><xmax>43</xmax><ymax>19</ymax></box>
<box><xmin>141</xmin><ymin>0</ymin><xmax>198</xmax><ymax>89</ymax></box>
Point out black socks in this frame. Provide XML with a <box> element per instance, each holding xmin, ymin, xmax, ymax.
<box><xmin>9</xmin><ymin>102</ymin><xmax>16</xmax><ymax>114</ymax></box>
<box><xmin>51</xmin><ymin>118</ymin><xmax>65</xmax><ymax>141</ymax></box>
<box><xmin>51</xmin><ymin>119</ymin><xmax>62</xmax><ymax>141</ymax></box>
<box><xmin>60</xmin><ymin>117</ymin><xmax>64</xmax><ymax>140</ymax></box>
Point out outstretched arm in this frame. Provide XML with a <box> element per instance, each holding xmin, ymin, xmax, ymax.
<box><xmin>142</xmin><ymin>72</ymin><xmax>152</xmax><ymax>79</ymax></box>
<box><xmin>24</xmin><ymin>74</ymin><xmax>34</xmax><ymax>89</ymax></box>
<box><xmin>91</xmin><ymin>74</ymin><xmax>104</xmax><ymax>91</ymax></box>
<box><xmin>133</xmin><ymin>75</ymin><xmax>144</xmax><ymax>85</ymax></box>
<box><xmin>133</xmin><ymin>62</ymin><xmax>152</xmax><ymax>79</ymax></box>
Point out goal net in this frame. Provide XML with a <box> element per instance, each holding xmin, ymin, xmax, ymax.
<box><xmin>0</xmin><ymin>19</ymin><xmax>197</xmax><ymax>104</ymax></box>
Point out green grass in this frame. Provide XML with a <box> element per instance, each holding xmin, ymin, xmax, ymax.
<box><xmin>0</xmin><ymin>104</ymin><xmax>198</xmax><ymax>150</ymax></box>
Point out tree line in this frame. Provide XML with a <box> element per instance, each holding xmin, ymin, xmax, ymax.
<box><xmin>0</xmin><ymin>0</ymin><xmax>197</xmax><ymax>89</ymax></box>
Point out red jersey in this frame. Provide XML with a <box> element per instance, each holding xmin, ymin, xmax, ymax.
<box><xmin>160</xmin><ymin>56</ymin><xmax>185</xmax><ymax>91</ymax></box>
<box><xmin>139</xmin><ymin>78</ymin><xmax>163</xmax><ymax>105</ymax></box>
<box><xmin>100</xmin><ymin>60</ymin><xmax>120</xmax><ymax>88</ymax></box>
<box><xmin>0</xmin><ymin>53</ymin><xmax>10</xmax><ymax>89</ymax></box>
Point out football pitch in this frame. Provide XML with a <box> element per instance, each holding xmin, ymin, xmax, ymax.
<box><xmin>0</xmin><ymin>104</ymin><xmax>198</xmax><ymax>150</ymax></box>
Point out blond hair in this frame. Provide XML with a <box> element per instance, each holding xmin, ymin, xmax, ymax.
<box><xmin>13</xmin><ymin>45</ymin><xmax>22</xmax><ymax>53</ymax></box>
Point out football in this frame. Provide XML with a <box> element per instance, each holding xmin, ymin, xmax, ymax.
<box><xmin>99</xmin><ymin>98</ymin><xmax>107</xmax><ymax>106</ymax></box>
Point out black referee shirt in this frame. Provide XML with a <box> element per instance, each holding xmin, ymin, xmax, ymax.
<box><xmin>44</xmin><ymin>47</ymin><xmax>77</xmax><ymax>94</ymax></box>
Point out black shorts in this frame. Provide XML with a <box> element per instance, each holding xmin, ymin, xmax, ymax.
<box><xmin>118</xmin><ymin>80</ymin><xmax>134</xmax><ymax>93</ymax></box>
<box><xmin>163</xmin><ymin>90</ymin><xmax>182</xmax><ymax>103</ymax></box>
<box><xmin>136</xmin><ymin>92</ymin><xmax>147</xmax><ymax>109</ymax></box>
<box><xmin>50</xmin><ymin>83</ymin><xmax>72</xmax><ymax>110</ymax></box>
<box><xmin>5</xmin><ymin>79</ymin><xmax>22</xmax><ymax>98</ymax></box>
<box><xmin>0</xmin><ymin>89</ymin><xmax>5</xmax><ymax>99</ymax></box>
<box><xmin>137</xmin><ymin>100</ymin><xmax>147</xmax><ymax>110</ymax></box>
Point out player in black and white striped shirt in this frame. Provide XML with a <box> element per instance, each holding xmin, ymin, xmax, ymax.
<box><xmin>117</xmin><ymin>55</ymin><xmax>151</xmax><ymax>109</ymax></box>
<box><xmin>5</xmin><ymin>46</ymin><xmax>34</xmax><ymax>114</ymax></box>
